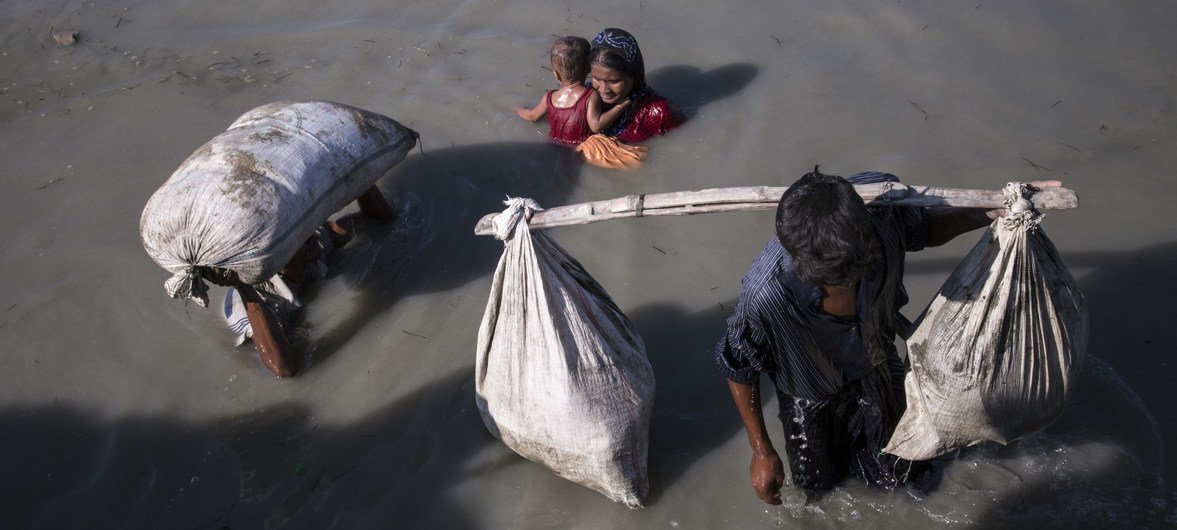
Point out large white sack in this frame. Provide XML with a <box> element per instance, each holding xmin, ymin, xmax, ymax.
<box><xmin>140</xmin><ymin>101</ymin><xmax>416</xmax><ymax>306</ymax></box>
<box><xmin>475</xmin><ymin>198</ymin><xmax>655</xmax><ymax>508</ymax></box>
<box><xmin>884</xmin><ymin>183</ymin><xmax>1088</xmax><ymax>461</ymax></box>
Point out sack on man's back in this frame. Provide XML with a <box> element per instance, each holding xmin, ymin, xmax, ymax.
<box><xmin>885</xmin><ymin>183</ymin><xmax>1088</xmax><ymax>461</ymax></box>
<box><xmin>140</xmin><ymin>101</ymin><xmax>416</xmax><ymax>306</ymax></box>
<box><xmin>474</xmin><ymin>198</ymin><xmax>655</xmax><ymax>508</ymax></box>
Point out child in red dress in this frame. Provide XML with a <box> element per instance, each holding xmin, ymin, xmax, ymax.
<box><xmin>515</xmin><ymin>36</ymin><xmax>629</xmax><ymax>147</ymax></box>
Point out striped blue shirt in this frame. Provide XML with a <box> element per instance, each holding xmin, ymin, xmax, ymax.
<box><xmin>715</xmin><ymin>172</ymin><xmax>930</xmax><ymax>401</ymax></box>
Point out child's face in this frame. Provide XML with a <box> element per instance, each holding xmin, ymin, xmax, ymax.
<box><xmin>590</xmin><ymin>64</ymin><xmax>634</xmax><ymax>105</ymax></box>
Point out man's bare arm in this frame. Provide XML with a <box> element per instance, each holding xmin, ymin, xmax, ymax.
<box><xmin>727</xmin><ymin>378</ymin><xmax>786</xmax><ymax>505</ymax></box>
<box><xmin>925</xmin><ymin>180</ymin><xmax>1062</xmax><ymax>247</ymax></box>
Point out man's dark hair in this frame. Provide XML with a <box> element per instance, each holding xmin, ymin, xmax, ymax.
<box><xmin>551</xmin><ymin>36</ymin><xmax>591</xmax><ymax>83</ymax></box>
<box><xmin>775</xmin><ymin>167</ymin><xmax>880</xmax><ymax>287</ymax></box>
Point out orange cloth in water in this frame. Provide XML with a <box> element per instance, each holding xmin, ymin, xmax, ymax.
<box><xmin>575</xmin><ymin>134</ymin><xmax>647</xmax><ymax>170</ymax></box>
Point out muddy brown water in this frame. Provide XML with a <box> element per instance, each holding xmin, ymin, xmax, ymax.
<box><xmin>1</xmin><ymin>0</ymin><xmax>1175</xmax><ymax>527</ymax></box>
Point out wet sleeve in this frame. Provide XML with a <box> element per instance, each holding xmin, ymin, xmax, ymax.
<box><xmin>623</xmin><ymin>98</ymin><xmax>684</xmax><ymax>143</ymax></box>
<box><xmin>715</xmin><ymin>299</ymin><xmax>774</xmax><ymax>384</ymax></box>
<box><xmin>642</xmin><ymin>99</ymin><xmax>683</xmax><ymax>137</ymax></box>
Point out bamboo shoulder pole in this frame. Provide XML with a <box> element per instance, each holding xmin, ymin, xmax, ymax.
<box><xmin>473</xmin><ymin>183</ymin><xmax>1078</xmax><ymax>236</ymax></box>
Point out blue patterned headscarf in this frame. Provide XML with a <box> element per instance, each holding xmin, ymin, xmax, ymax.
<box><xmin>590</xmin><ymin>28</ymin><xmax>646</xmax><ymax>88</ymax></box>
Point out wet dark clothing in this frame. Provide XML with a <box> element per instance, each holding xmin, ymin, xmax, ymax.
<box><xmin>780</xmin><ymin>356</ymin><xmax>908</xmax><ymax>490</ymax></box>
<box><xmin>715</xmin><ymin>172</ymin><xmax>930</xmax><ymax>400</ymax></box>
<box><xmin>599</xmin><ymin>87</ymin><xmax>683</xmax><ymax>144</ymax></box>
<box><xmin>715</xmin><ymin>171</ymin><xmax>930</xmax><ymax>489</ymax></box>
<box><xmin>545</xmin><ymin>87</ymin><xmax>593</xmax><ymax>147</ymax></box>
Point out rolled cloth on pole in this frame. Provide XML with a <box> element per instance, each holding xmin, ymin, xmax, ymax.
<box><xmin>140</xmin><ymin>101</ymin><xmax>417</xmax><ymax>306</ymax></box>
<box><xmin>883</xmin><ymin>183</ymin><xmax>1089</xmax><ymax>461</ymax></box>
<box><xmin>474</xmin><ymin>197</ymin><xmax>655</xmax><ymax>507</ymax></box>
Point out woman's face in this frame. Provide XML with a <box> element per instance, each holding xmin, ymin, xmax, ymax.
<box><xmin>590</xmin><ymin>64</ymin><xmax>635</xmax><ymax>105</ymax></box>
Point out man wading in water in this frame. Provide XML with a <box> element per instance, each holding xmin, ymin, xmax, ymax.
<box><xmin>203</xmin><ymin>186</ymin><xmax>394</xmax><ymax>378</ymax></box>
<box><xmin>716</xmin><ymin>168</ymin><xmax>1059</xmax><ymax>502</ymax></box>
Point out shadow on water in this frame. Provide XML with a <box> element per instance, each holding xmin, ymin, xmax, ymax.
<box><xmin>949</xmin><ymin>241</ymin><xmax>1177</xmax><ymax>527</ymax></box>
<box><xmin>907</xmin><ymin>242</ymin><xmax>1175</xmax><ymax>475</ymax></box>
<box><xmin>906</xmin><ymin>249</ymin><xmax>1129</xmax><ymax>277</ymax></box>
<box><xmin>297</xmin><ymin>141</ymin><xmax>585</xmax><ymax>368</ymax></box>
<box><xmin>667</xmin><ymin>240</ymin><xmax>1176</xmax><ymax>524</ymax></box>
<box><xmin>295</xmin><ymin>59</ymin><xmax>760</xmax><ymax>370</ymax></box>
<box><xmin>0</xmin><ymin>369</ymin><xmax>504</xmax><ymax>529</ymax></box>
<box><xmin>627</xmin><ymin>301</ymin><xmax>745</xmax><ymax>504</ymax></box>
<box><xmin>648</xmin><ymin>63</ymin><xmax>759</xmax><ymax>121</ymax></box>
<box><xmin>77</xmin><ymin>65</ymin><xmax>771</xmax><ymax>526</ymax></box>
<box><xmin>1076</xmin><ymin>243</ymin><xmax>1177</xmax><ymax>480</ymax></box>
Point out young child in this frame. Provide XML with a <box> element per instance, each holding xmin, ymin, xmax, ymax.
<box><xmin>515</xmin><ymin>36</ymin><xmax>630</xmax><ymax>147</ymax></box>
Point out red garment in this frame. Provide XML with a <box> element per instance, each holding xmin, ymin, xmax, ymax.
<box><xmin>545</xmin><ymin>87</ymin><xmax>593</xmax><ymax>146</ymax></box>
<box><xmin>613</xmin><ymin>89</ymin><xmax>684</xmax><ymax>144</ymax></box>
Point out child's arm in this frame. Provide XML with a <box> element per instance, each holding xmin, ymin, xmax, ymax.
<box><xmin>515</xmin><ymin>94</ymin><xmax>547</xmax><ymax>122</ymax></box>
<box><xmin>586</xmin><ymin>89</ymin><xmax>631</xmax><ymax>133</ymax></box>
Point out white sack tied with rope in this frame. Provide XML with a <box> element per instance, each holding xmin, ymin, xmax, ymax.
<box><xmin>884</xmin><ymin>183</ymin><xmax>1088</xmax><ymax>461</ymax></box>
<box><xmin>475</xmin><ymin>198</ymin><xmax>655</xmax><ymax>508</ymax></box>
<box><xmin>140</xmin><ymin>101</ymin><xmax>416</xmax><ymax>307</ymax></box>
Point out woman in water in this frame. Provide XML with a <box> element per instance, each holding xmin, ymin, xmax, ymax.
<box><xmin>576</xmin><ymin>28</ymin><xmax>684</xmax><ymax>169</ymax></box>
<box><xmin>587</xmin><ymin>27</ymin><xmax>683</xmax><ymax>143</ymax></box>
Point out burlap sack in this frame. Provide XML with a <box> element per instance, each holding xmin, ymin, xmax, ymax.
<box><xmin>885</xmin><ymin>183</ymin><xmax>1088</xmax><ymax>461</ymax></box>
<box><xmin>140</xmin><ymin>101</ymin><xmax>416</xmax><ymax>306</ymax></box>
<box><xmin>475</xmin><ymin>198</ymin><xmax>655</xmax><ymax>507</ymax></box>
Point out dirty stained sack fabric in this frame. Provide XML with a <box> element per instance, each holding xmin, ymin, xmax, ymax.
<box><xmin>475</xmin><ymin>198</ymin><xmax>655</xmax><ymax>508</ymax></box>
<box><xmin>140</xmin><ymin>100</ymin><xmax>416</xmax><ymax>307</ymax></box>
<box><xmin>884</xmin><ymin>183</ymin><xmax>1088</xmax><ymax>461</ymax></box>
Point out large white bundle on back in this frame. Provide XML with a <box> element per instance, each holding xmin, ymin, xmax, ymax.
<box><xmin>475</xmin><ymin>198</ymin><xmax>655</xmax><ymax>508</ymax></box>
<box><xmin>884</xmin><ymin>183</ymin><xmax>1088</xmax><ymax>461</ymax></box>
<box><xmin>140</xmin><ymin>101</ymin><xmax>416</xmax><ymax>306</ymax></box>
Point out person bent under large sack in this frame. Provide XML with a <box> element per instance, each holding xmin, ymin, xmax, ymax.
<box><xmin>716</xmin><ymin>168</ymin><xmax>1058</xmax><ymax>502</ymax></box>
<box><xmin>202</xmin><ymin>187</ymin><xmax>394</xmax><ymax>378</ymax></box>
